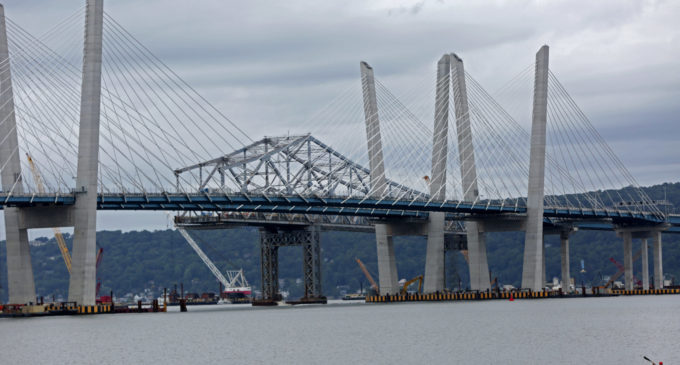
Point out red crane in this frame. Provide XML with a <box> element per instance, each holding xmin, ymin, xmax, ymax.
<box><xmin>95</xmin><ymin>248</ymin><xmax>104</xmax><ymax>297</ymax></box>
<box><xmin>607</xmin><ymin>252</ymin><xmax>642</xmax><ymax>288</ymax></box>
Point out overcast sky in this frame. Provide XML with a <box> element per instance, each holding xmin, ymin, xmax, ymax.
<box><xmin>0</xmin><ymin>0</ymin><xmax>678</xmax><ymax>239</ymax></box>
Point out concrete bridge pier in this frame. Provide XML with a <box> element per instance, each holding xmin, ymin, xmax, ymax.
<box><xmin>560</xmin><ymin>230</ymin><xmax>572</xmax><ymax>292</ymax></box>
<box><xmin>616</xmin><ymin>227</ymin><xmax>667</xmax><ymax>290</ymax></box>
<box><xmin>466</xmin><ymin>223</ymin><xmax>490</xmax><ymax>291</ymax></box>
<box><xmin>622</xmin><ymin>231</ymin><xmax>634</xmax><ymax>290</ymax></box>
<box><xmin>0</xmin><ymin>5</ymin><xmax>36</xmax><ymax>305</ymax></box>
<box><xmin>641</xmin><ymin>238</ymin><xmax>649</xmax><ymax>290</ymax></box>
<box><xmin>375</xmin><ymin>224</ymin><xmax>399</xmax><ymax>295</ymax></box>
<box><xmin>652</xmin><ymin>230</ymin><xmax>663</xmax><ymax>288</ymax></box>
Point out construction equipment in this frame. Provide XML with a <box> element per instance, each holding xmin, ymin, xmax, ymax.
<box><xmin>355</xmin><ymin>258</ymin><xmax>379</xmax><ymax>294</ymax></box>
<box><xmin>400</xmin><ymin>275</ymin><xmax>423</xmax><ymax>295</ymax></box>
<box><xmin>26</xmin><ymin>154</ymin><xmax>72</xmax><ymax>273</ymax></box>
<box><xmin>177</xmin><ymin>228</ymin><xmax>250</xmax><ymax>293</ymax></box>
<box><xmin>95</xmin><ymin>248</ymin><xmax>104</xmax><ymax>297</ymax></box>
<box><xmin>604</xmin><ymin>250</ymin><xmax>642</xmax><ymax>288</ymax></box>
<box><xmin>460</xmin><ymin>250</ymin><xmax>469</xmax><ymax>264</ymax></box>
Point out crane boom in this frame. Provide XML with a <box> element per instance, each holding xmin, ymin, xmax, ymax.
<box><xmin>401</xmin><ymin>275</ymin><xmax>423</xmax><ymax>295</ymax></box>
<box><xmin>26</xmin><ymin>154</ymin><xmax>72</xmax><ymax>273</ymax></box>
<box><xmin>177</xmin><ymin>228</ymin><xmax>233</xmax><ymax>289</ymax></box>
<box><xmin>355</xmin><ymin>258</ymin><xmax>379</xmax><ymax>294</ymax></box>
<box><xmin>605</xmin><ymin>249</ymin><xmax>642</xmax><ymax>288</ymax></box>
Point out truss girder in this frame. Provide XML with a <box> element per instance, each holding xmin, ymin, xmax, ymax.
<box><xmin>174</xmin><ymin>135</ymin><xmax>424</xmax><ymax>199</ymax></box>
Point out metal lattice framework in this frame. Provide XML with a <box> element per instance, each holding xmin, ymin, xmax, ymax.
<box><xmin>259</xmin><ymin>226</ymin><xmax>323</xmax><ymax>301</ymax></box>
<box><xmin>174</xmin><ymin>134</ymin><xmax>424</xmax><ymax>200</ymax></box>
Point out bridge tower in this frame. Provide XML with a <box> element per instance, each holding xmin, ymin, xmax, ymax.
<box><xmin>521</xmin><ymin>45</ymin><xmax>549</xmax><ymax>291</ymax></box>
<box><xmin>0</xmin><ymin>0</ymin><xmax>104</xmax><ymax>305</ymax></box>
<box><xmin>68</xmin><ymin>0</ymin><xmax>104</xmax><ymax>305</ymax></box>
<box><xmin>360</xmin><ymin>61</ymin><xmax>399</xmax><ymax>295</ymax></box>
<box><xmin>451</xmin><ymin>53</ymin><xmax>491</xmax><ymax>291</ymax></box>
<box><xmin>0</xmin><ymin>4</ymin><xmax>36</xmax><ymax>304</ymax></box>
<box><xmin>422</xmin><ymin>54</ymin><xmax>451</xmax><ymax>293</ymax></box>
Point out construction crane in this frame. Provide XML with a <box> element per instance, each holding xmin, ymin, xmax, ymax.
<box><xmin>26</xmin><ymin>154</ymin><xmax>72</xmax><ymax>273</ymax></box>
<box><xmin>604</xmin><ymin>251</ymin><xmax>642</xmax><ymax>288</ymax></box>
<box><xmin>355</xmin><ymin>258</ymin><xmax>379</xmax><ymax>295</ymax></box>
<box><xmin>401</xmin><ymin>275</ymin><xmax>423</xmax><ymax>295</ymax></box>
<box><xmin>95</xmin><ymin>248</ymin><xmax>104</xmax><ymax>297</ymax></box>
<box><xmin>177</xmin><ymin>228</ymin><xmax>250</xmax><ymax>291</ymax></box>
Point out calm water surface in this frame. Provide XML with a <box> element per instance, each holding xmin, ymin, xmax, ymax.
<box><xmin>1</xmin><ymin>296</ymin><xmax>678</xmax><ymax>364</ymax></box>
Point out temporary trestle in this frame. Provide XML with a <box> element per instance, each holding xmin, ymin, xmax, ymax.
<box><xmin>257</xmin><ymin>226</ymin><xmax>325</xmax><ymax>305</ymax></box>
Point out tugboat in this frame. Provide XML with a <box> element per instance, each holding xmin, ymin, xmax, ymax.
<box><xmin>342</xmin><ymin>293</ymin><xmax>366</xmax><ymax>301</ymax></box>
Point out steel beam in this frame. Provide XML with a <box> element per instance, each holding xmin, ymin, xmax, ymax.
<box><xmin>302</xmin><ymin>226</ymin><xmax>322</xmax><ymax>298</ymax></box>
<box><xmin>259</xmin><ymin>229</ymin><xmax>280</xmax><ymax>301</ymax></box>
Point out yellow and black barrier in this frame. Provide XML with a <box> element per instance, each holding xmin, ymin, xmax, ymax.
<box><xmin>365</xmin><ymin>287</ymin><xmax>679</xmax><ymax>303</ymax></box>
<box><xmin>77</xmin><ymin>304</ymin><xmax>113</xmax><ymax>314</ymax></box>
<box><xmin>612</xmin><ymin>288</ymin><xmax>680</xmax><ymax>296</ymax></box>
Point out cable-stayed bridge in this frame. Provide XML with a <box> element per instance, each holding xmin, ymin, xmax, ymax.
<box><xmin>0</xmin><ymin>0</ymin><xmax>677</xmax><ymax>305</ymax></box>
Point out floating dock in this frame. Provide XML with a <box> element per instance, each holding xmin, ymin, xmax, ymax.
<box><xmin>0</xmin><ymin>300</ymin><xmax>166</xmax><ymax>318</ymax></box>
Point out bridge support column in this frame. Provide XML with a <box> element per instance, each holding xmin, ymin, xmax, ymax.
<box><xmin>0</xmin><ymin>5</ymin><xmax>36</xmax><ymax>305</ymax></box>
<box><xmin>622</xmin><ymin>231</ymin><xmax>634</xmax><ymax>290</ymax></box>
<box><xmin>451</xmin><ymin>54</ymin><xmax>490</xmax><ymax>291</ymax></box>
<box><xmin>302</xmin><ymin>227</ymin><xmax>322</xmax><ymax>299</ymax></box>
<box><xmin>521</xmin><ymin>45</ymin><xmax>549</xmax><ymax>291</ymax></box>
<box><xmin>68</xmin><ymin>0</ymin><xmax>104</xmax><ymax>305</ymax></box>
<box><xmin>641</xmin><ymin>238</ymin><xmax>649</xmax><ymax>290</ymax></box>
<box><xmin>466</xmin><ymin>222</ymin><xmax>490</xmax><ymax>291</ymax></box>
<box><xmin>424</xmin><ymin>212</ymin><xmax>445</xmax><ymax>292</ymax></box>
<box><xmin>375</xmin><ymin>224</ymin><xmax>399</xmax><ymax>295</ymax></box>
<box><xmin>259</xmin><ymin>230</ymin><xmax>280</xmax><ymax>301</ymax></box>
<box><xmin>258</xmin><ymin>226</ymin><xmax>324</xmax><ymax>303</ymax></box>
<box><xmin>652</xmin><ymin>231</ymin><xmax>663</xmax><ymax>288</ymax></box>
<box><xmin>423</xmin><ymin>54</ymin><xmax>451</xmax><ymax>293</ymax></box>
<box><xmin>560</xmin><ymin>231</ymin><xmax>571</xmax><ymax>292</ymax></box>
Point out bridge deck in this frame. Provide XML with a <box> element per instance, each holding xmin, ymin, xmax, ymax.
<box><xmin>1</xmin><ymin>193</ymin><xmax>677</xmax><ymax>232</ymax></box>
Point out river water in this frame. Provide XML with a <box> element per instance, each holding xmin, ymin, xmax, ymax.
<box><xmin>1</xmin><ymin>296</ymin><xmax>678</xmax><ymax>364</ymax></box>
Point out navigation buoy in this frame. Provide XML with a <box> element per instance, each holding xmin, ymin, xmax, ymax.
<box><xmin>509</xmin><ymin>294</ymin><xmax>514</xmax><ymax>301</ymax></box>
